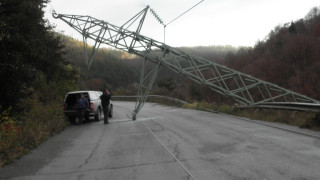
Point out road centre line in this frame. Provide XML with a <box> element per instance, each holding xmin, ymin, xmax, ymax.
<box><xmin>142</xmin><ymin>121</ymin><xmax>197</xmax><ymax>180</ymax></box>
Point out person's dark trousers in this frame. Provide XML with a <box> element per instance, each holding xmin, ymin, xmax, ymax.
<box><xmin>77</xmin><ymin>108</ymin><xmax>85</xmax><ymax>125</ymax></box>
<box><xmin>103</xmin><ymin>106</ymin><xmax>109</xmax><ymax>124</ymax></box>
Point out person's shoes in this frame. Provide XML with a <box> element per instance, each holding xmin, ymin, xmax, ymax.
<box><xmin>104</xmin><ymin>121</ymin><xmax>109</xmax><ymax>124</ymax></box>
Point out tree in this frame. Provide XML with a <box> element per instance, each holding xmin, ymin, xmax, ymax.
<box><xmin>0</xmin><ymin>0</ymin><xmax>75</xmax><ymax>110</ymax></box>
<box><xmin>288</xmin><ymin>22</ymin><xmax>297</xmax><ymax>34</ymax></box>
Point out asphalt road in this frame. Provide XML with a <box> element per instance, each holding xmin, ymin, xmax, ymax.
<box><xmin>1</xmin><ymin>101</ymin><xmax>320</xmax><ymax>180</ymax></box>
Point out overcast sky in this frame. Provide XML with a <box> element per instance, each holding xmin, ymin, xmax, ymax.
<box><xmin>45</xmin><ymin>0</ymin><xmax>319</xmax><ymax>47</ymax></box>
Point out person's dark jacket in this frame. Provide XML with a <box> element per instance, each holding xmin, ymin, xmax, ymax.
<box><xmin>100</xmin><ymin>92</ymin><xmax>111</xmax><ymax>108</ymax></box>
<box><xmin>76</xmin><ymin>97</ymin><xmax>89</xmax><ymax>109</ymax></box>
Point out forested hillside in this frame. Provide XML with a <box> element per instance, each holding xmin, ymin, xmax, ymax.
<box><xmin>223</xmin><ymin>7</ymin><xmax>320</xmax><ymax>101</ymax></box>
<box><xmin>0</xmin><ymin>1</ymin><xmax>78</xmax><ymax>110</ymax></box>
<box><xmin>153</xmin><ymin>7</ymin><xmax>320</xmax><ymax>103</ymax></box>
<box><xmin>57</xmin><ymin>34</ymin><xmax>241</xmax><ymax>97</ymax></box>
<box><xmin>0</xmin><ymin>0</ymin><xmax>78</xmax><ymax>166</ymax></box>
<box><xmin>59</xmin><ymin>34</ymin><xmax>140</xmax><ymax>92</ymax></box>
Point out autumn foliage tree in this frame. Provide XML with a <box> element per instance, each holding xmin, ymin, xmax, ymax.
<box><xmin>221</xmin><ymin>6</ymin><xmax>320</xmax><ymax>101</ymax></box>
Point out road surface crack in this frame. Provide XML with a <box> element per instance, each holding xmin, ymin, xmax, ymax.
<box><xmin>172</xmin><ymin>143</ymin><xmax>180</xmax><ymax>159</ymax></box>
<box><xmin>33</xmin><ymin>160</ymin><xmax>176</xmax><ymax>177</ymax></box>
<box><xmin>78</xmin><ymin>126</ymin><xmax>107</xmax><ymax>169</ymax></box>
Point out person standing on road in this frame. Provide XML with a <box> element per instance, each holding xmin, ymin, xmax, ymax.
<box><xmin>76</xmin><ymin>94</ymin><xmax>89</xmax><ymax>125</ymax></box>
<box><xmin>100</xmin><ymin>89</ymin><xmax>111</xmax><ymax>124</ymax></box>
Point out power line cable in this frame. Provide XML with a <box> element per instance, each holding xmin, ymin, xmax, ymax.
<box><xmin>149</xmin><ymin>1</ymin><xmax>204</xmax><ymax>43</ymax></box>
<box><xmin>49</xmin><ymin>2</ymin><xmax>56</xmax><ymax>15</ymax></box>
<box><xmin>165</xmin><ymin>0</ymin><xmax>204</xmax><ymax>26</ymax></box>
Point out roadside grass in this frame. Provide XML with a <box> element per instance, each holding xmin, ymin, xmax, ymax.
<box><xmin>0</xmin><ymin>99</ymin><xmax>69</xmax><ymax>168</ymax></box>
<box><xmin>182</xmin><ymin>101</ymin><xmax>320</xmax><ymax>131</ymax></box>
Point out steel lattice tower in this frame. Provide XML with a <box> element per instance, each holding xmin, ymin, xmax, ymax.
<box><xmin>52</xmin><ymin>7</ymin><xmax>320</xmax><ymax>120</ymax></box>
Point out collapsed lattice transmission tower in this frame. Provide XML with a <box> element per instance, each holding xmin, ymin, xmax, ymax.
<box><xmin>52</xmin><ymin>6</ymin><xmax>319</xmax><ymax>120</ymax></box>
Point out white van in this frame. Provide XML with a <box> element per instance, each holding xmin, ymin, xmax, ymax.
<box><xmin>63</xmin><ymin>91</ymin><xmax>113</xmax><ymax>124</ymax></box>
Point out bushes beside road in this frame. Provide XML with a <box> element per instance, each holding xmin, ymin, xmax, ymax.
<box><xmin>183</xmin><ymin>101</ymin><xmax>320</xmax><ymax>131</ymax></box>
<box><xmin>0</xmin><ymin>101</ymin><xmax>68</xmax><ymax>167</ymax></box>
<box><xmin>0</xmin><ymin>75</ymin><xmax>77</xmax><ymax>167</ymax></box>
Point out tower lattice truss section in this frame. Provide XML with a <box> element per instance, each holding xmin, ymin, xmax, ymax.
<box><xmin>54</xmin><ymin>12</ymin><xmax>319</xmax><ymax>115</ymax></box>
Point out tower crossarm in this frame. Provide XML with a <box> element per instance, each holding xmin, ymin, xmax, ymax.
<box><xmin>53</xmin><ymin>13</ymin><xmax>320</xmax><ymax>106</ymax></box>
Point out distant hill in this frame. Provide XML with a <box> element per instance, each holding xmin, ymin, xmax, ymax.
<box><xmin>58</xmin><ymin>34</ymin><xmax>140</xmax><ymax>92</ymax></box>
<box><xmin>223</xmin><ymin>6</ymin><xmax>320</xmax><ymax>101</ymax></box>
<box><xmin>59</xmin><ymin>33</ymin><xmax>240</xmax><ymax>96</ymax></box>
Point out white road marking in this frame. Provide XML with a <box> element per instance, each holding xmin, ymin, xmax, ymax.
<box><xmin>142</xmin><ymin>121</ymin><xmax>197</xmax><ymax>180</ymax></box>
